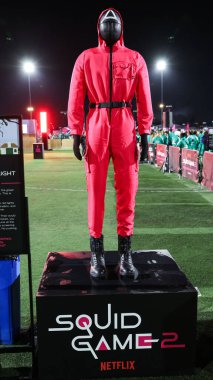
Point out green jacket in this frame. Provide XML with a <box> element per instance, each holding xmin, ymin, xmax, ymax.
<box><xmin>177</xmin><ymin>137</ymin><xmax>188</xmax><ymax>149</ymax></box>
<box><xmin>153</xmin><ymin>135</ymin><xmax>164</xmax><ymax>145</ymax></box>
<box><xmin>186</xmin><ymin>135</ymin><xmax>199</xmax><ymax>150</ymax></box>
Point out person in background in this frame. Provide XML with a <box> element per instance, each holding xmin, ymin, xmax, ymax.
<box><xmin>198</xmin><ymin>129</ymin><xmax>204</xmax><ymax>156</ymax></box>
<box><xmin>177</xmin><ymin>131</ymin><xmax>188</xmax><ymax>149</ymax></box>
<box><xmin>171</xmin><ymin>130</ymin><xmax>181</xmax><ymax>146</ymax></box>
<box><xmin>186</xmin><ymin>130</ymin><xmax>199</xmax><ymax>150</ymax></box>
<box><xmin>202</xmin><ymin>127</ymin><xmax>209</xmax><ymax>154</ymax></box>
<box><xmin>161</xmin><ymin>128</ymin><xmax>168</xmax><ymax>145</ymax></box>
<box><xmin>153</xmin><ymin>130</ymin><xmax>163</xmax><ymax>145</ymax></box>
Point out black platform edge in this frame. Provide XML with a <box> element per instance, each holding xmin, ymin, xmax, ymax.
<box><xmin>37</xmin><ymin>250</ymin><xmax>195</xmax><ymax>291</ymax></box>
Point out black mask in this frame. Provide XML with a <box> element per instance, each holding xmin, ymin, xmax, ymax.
<box><xmin>99</xmin><ymin>9</ymin><xmax>122</xmax><ymax>46</ymax></box>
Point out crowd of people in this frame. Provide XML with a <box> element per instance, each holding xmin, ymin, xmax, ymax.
<box><xmin>136</xmin><ymin>127</ymin><xmax>212</xmax><ymax>157</ymax></box>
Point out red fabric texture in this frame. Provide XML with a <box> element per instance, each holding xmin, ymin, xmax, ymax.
<box><xmin>68</xmin><ymin>8</ymin><xmax>153</xmax><ymax>237</ymax></box>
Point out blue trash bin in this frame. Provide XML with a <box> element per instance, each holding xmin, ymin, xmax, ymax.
<box><xmin>0</xmin><ymin>256</ymin><xmax>20</xmax><ymax>344</ymax></box>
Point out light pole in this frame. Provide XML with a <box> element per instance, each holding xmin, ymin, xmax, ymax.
<box><xmin>22</xmin><ymin>60</ymin><xmax>36</xmax><ymax>119</ymax></box>
<box><xmin>156</xmin><ymin>59</ymin><xmax>167</xmax><ymax>126</ymax></box>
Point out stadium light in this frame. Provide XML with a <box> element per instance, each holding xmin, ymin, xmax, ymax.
<box><xmin>22</xmin><ymin>60</ymin><xmax>36</xmax><ymax>119</ymax></box>
<box><xmin>156</xmin><ymin>59</ymin><xmax>167</xmax><ymax>126</ymax></box>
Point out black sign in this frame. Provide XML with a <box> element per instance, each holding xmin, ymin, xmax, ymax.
<box><xmin>33</xmin><ymin>143</ymin><xmax>44</xmax><ymax>159</ymax></box>
<box><xmin>0</xmin><ymin>116</ymin><xmax>27</xmax><ymax>255</ymax></box>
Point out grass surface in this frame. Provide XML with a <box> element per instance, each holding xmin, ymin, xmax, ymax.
<box><xmin>0</xmin><ymin>150</ymin><xmax>213</xmax><ymax>379</ymax></box>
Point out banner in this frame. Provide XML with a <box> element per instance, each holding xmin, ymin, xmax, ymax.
<box><xmin>0</xmin><ymin>116</ymin><xmax>27</xmax><ymax>255</ymax></box>
<box><xmin>169</xmin><ymin>146</ymin><xmax>180</xmax><ymax>173</ymax></box>
<box><xmin>148</xmin><ymin>143</ymin><xmax>156</xmax><ymax>164</ymax></box>
<box><xmin>156</xmin><ymin>144</ymin><xmax>167</xmax><ymax>167</ymax></box>
<box><xmin>181</xmin><ymin>149</ymin><xmax>199</xmax><ymax>183</ymax></box>
<box><xmin>202</xmin><ymin>151</ymin><xmax>213</xmax><ymax>190</ymax></box>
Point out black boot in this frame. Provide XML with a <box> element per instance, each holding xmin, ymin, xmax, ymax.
<box><xmin>90</xmin><ymin>235</ymin><xmax>106</xmax><ymax>279</ymax></box>
<box><xmin>118</xmin><ymin>235</ymin><xmax>136</xmax><ymax>278</ymax></box>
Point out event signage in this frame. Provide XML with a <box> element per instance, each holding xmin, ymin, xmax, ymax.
<box><xmin>33</xmin><ymin>143</ymin><xmax>44</xmax><ymax>159</ymax></box>
<box><xmin>0</xmin><ymin>116</ymin><xmax>27</xmax><ymax>255</ymax></box>
<box><xmin>181</xmin><ymin>148</ymin><xmax>199</xmax><ymax>183</ymax></box>
<box><xmin>169</xmin><ymin>146</ymin><xmax>180</xmax><ymax>173</ymax></box>
<box><xmin>37</xmin><ymin>251</ymin><xmax>197</xmax><ymax>379</ymax></box>
<box><xmin>202</xmin><ymin>151</ymin><xmax>213</xmax><ymax>190</ymax></box>
<box><xmin>156</xmin><ymin>144</ymin><xmax>167</xmax><ymax>167</ymax></box>
<box><xmin>47</xmin><ymin>303</ymin><xmax>187</xmax><ymax>360</ymax></box>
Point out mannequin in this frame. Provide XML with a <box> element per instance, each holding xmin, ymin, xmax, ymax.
<box><xmin>68</xmin><ymin>8</ymin><xmax>153</xmax><ymax>279</ymax></box>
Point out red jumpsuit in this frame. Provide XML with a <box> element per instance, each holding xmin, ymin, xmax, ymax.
<box><xmin>68</xmin><ymin>9</ymin><xmax>153</xmax><ymax>239</ymax></box>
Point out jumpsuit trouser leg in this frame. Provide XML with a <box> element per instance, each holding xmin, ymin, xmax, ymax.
<box><xmin>111</xmin><ymin>112</ymin><xmax>139</xmax><ymax>237</ymax></box>
<box><xmin>85</xmin><ymin>109</ymin><xmax>138</xmax><ymax>239</ymax></box>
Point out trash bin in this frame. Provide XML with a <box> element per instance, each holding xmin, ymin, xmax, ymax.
<box><xmin>0</xmin><ymin>256</ymin><xmax>20</xmax><ymax>344</ymax></box>
<box><xmin>33</xmin><ymin>143</ymin><xmax>44</xmax><ymax>159</ymax></box>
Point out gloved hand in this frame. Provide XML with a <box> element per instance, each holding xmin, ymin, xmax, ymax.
<box><xmin>80</xmin><ymin>135</ymin><xmax>86</xmax><ymax>156</ymax></box>
<box><xmin>140</xmin><ymin>133</ymin><xmax>148</xmax><ymax>161</ymax></box>
<box><xmin>73</xmin><ymin>134</ymin><xmax>82</xmax><ymax>160</ymax></box>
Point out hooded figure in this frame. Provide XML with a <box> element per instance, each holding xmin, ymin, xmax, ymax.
<box><xmin>67</xmin><ymin>8</ymin><xmax>153</xmax><ymax>279</ymax></box>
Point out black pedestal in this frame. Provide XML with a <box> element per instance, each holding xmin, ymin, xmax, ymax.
<box><xmin>36</xmin><ymin>250</ymin><xmax>197</xmax><ymax>379</ymax></box>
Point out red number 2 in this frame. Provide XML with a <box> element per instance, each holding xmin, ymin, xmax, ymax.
<box><xmin>161</xmin><ymin>332</ymin><xmax>186</xmax><ymax>349</ymax></box>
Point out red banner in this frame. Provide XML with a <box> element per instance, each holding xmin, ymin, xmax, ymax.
<box><xmin>148</xmin><ymin>143</ymin><xmax>156</xmax><ymax>164</ymax></box>
<box><xmin>156</xmin><ymin>144</ymin><xmax>167</xmax><ymax>167</ymax></box>
<box><xmin>169</xmin><ymin>146</ymin><xmax>180</xmax><ymax>173</ymax></box>
<box><xmin>202</xmin><ymin>151</ymin><xmax>213</xmax><ymax>190</ymax></box>
<box><xmin>181</xmin><ymin>149</ymin><xmax>199</xmax><ymax>182</ymax></box>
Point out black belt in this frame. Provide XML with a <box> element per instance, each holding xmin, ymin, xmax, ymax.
<box><xmin>89</xmin><ymin>101</ymin><xmax>131</xmax><ymax>109</ymax></box>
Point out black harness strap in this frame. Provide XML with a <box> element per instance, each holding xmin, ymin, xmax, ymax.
<box><xmin>89</xmin><ymin>101</ymin><xmax>131</xmax><ymax>109</ymax></box>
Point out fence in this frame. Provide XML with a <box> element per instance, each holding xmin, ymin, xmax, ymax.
<box><xmin>148</xmin><ymin>144</ymin><xmax>213</xmax><ymax>190</ymax></box>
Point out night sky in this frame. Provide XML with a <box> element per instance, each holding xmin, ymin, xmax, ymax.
<box><xmin>0</xmin><ymin>1</ymin><xmax>212</xmax><ymax>128</ymax></box>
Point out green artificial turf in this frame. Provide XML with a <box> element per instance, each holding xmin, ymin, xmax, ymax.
<box><xmin>0</xmin><ymin>150</ymin><xmax>213</xmax><ymax>379</ymax></box>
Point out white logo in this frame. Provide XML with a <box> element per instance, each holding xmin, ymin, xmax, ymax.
<box><xmin>48</xmin><ymin>304</ymin><xmax>146</xmax><ymax>359</ymax></box>
<box><xmin>48</xmin><ymin>304</ymin><xmax>186</xmax><ymax>359</ymax></box>
<box><xmin>102</xmin><ymin>10</ymin><xmax>120</xmax><ymax>23</ymax></box>
<box><xmin>183</xmin><ymin>158</ymin><xmax>195</xmax><ymax>167</ymax></box>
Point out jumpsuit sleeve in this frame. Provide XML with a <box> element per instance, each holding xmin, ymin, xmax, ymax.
<box><xmin>135</xmin><ymin>55</ymin><xmax>153</xmax><ymax>135</ymax></box>
<box><xmin>67</xmin><ymin>52</ymin><xmax>86</xmax><ymax>136</ymax></box>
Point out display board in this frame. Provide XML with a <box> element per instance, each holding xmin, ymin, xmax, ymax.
<box><xmin>0</xmin><ymin>116</ymin><xmax>27</xmax><ymax>255</ymax></box>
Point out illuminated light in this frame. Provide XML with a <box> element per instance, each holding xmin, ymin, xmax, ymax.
<box><xmin>159</xmin><ymin>103</ymin><xmax>164</xmax><ymax>109</ymax></box>
<box><xmin>156</xmin><ymin>59</ymin><xmax>167</xmax><ymax>71</ymax></box>
<box><xmin>40</xmin><ymin>112</ymin><xmax>47</xmax><ymax>133</ymax></box>
<box><xmin>27</xmin><ymin>106</ymin><xmax>34</xmax><ymax>112</ymax></box>
<box><xmin>22</xmin><ymin>124</ymin><xmax>28</xmax><ymax>134</ymax></box>
<box><xmin>22</xmin><ymin>60</ymin><xmax>36</xmax><ymax>74</ymax></box>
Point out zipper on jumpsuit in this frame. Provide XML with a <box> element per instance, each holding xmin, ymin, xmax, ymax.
<box><xmin>109</xmin><ymin>45</ymin><xmax>113</xmax><ymax>123</ymax></box>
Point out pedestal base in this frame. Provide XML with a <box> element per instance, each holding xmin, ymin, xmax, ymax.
<box><xmin>36</xmin><ymin>250</ymin><xmax>197</xmax><ymax>379</ymax></box>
